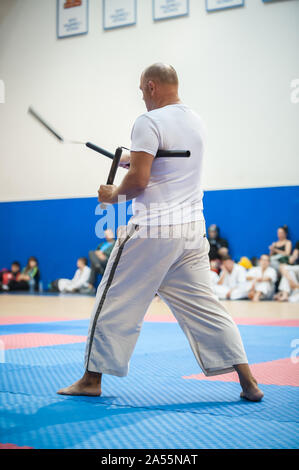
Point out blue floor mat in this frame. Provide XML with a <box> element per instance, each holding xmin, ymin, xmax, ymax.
<box><xmin>0</xmin><ymin>319</ymin><xmax>89</xmax><ymax>336</ymax></box>
<box><xmin>1</xmin><ymin>321</ymin><xmax>298</xmax><ymax>449</ymax></box>
<box><xmin>5</xmin><ymin>343</ymin><xmax>86</xmax><ymax>367</ymax></box>
<box><xmin>0</xmin><ymin>391</ymin><xmax>298</xmax><ymax>449</ymax></box>
<box><xmin>1</xmin><ymin>360</ymin><xmax>298</xmax><ymax>421</ymax></box>
<box><xmin>2</xmin><ymin>322</ymin><xmax>298</xmax><ymax>365</ymax></box>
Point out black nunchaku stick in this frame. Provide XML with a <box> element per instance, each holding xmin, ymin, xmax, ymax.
<box><xmin>85</xmin><ymin>141</ymin><xmax>190</xmax><ymax>162</ymax></box>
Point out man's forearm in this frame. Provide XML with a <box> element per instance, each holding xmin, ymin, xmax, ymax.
<box><xmin>116</xmin><ymin>170</ymin><xmax>147</xmax><ymax>202</ymax></box>
<box><xmin>98</xmin><ymin>151</ymin><xmax>153</xmax><ymax>204</ymax></box>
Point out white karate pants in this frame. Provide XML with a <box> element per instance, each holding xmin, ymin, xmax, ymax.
<box><xmin>84</xmin><ymin>221</ymin><xmax>248</xmax><ymax>377</ymax></box>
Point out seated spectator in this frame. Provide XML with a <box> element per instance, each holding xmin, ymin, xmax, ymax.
<box><xmin>287</xmin><ymin>240</ymin><xmax>299</xmax><ymax>266</ymax></box>
<box><xmin>4</xmin><ymin>256</ymin><xmax>40</xmax><ymax>292</ymax></box>
<box><xmin>208</xmin><ymin>224</ymin><xmax>229</xmax><ymax>261</ymax></box>
<box><xmin>246</xmin><ymin>254</ymin><xmax>277</xmax><ymax>301</ymax></box>
<box><xmin>214</xmin><ymin>255</ymin><xmax>247</xmax><ymax>300</ymax></box>
<box><xmin>210</xmin><ymin>258</ymin><xmax>220</xmax><ymax>274</ymax></box>
<box><xmin>88</xmin><ymin>229</ymin><xmax>116</xmax><ymax>288</ymax></box>
<box><xmin>209</xmin><ymin>263</ymin><xmax>220</xmax><ymax>294</ymax></box>
<box><xmin>0</xmin><ymin>261</ymin><xmax>21</xmax><ymax>291</ymax></box>
<box><xmin>274</xmin><ymin>242</ymin><xmax>299</xmax><ymax>302</ymax></box>
<box><xmin>269</xmin><ymin>225</ymin><xmax>292</xmax><ymax>269</ymax></box>
<box><xmin>49</xmin><ymin>257</ymin><xmax>91</xmax><ymax>294</ymax></box>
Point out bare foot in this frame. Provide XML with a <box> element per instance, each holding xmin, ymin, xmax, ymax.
<box><xmin>274</xmin><ymin>292</ymin><xmax>282</xmax><ymax>301</ymax></box>
<box><xmin>57</xmin><ymin>372</ymin><xmax>102</xmax><ymax>396</ymax></box>
<box><xmin>278</xmin><ymin>291</ymin><xmax>289</xmax><ymax>302</ymax></box>
<box><xmin>240</xmin><ymin>378</ymin><xmax>264</xmax><ymax>402</ymax></box>
<box><xmin>248</xmin><ymin>290</ymin><xmax>255</xmax><ymax>300</ymax></box>
<box><xmin>253</xmin><ymin>292</ymin><xmax>262</xmax><ymax>302</ymax></box>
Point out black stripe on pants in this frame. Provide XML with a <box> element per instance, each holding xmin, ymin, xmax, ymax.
<box><xmin>86</xmin><ymin>224</ymin><xmax>138</xmax><ymax>371</ymax></box>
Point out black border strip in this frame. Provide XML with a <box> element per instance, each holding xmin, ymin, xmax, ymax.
<box><xmin>1</xmin><ymin>449</ymin><xmax>296</xmax><ymax>462</ymax></box>
<box><xmin>86</xmin><ymin>225</ymin><xmax>138</xmax><ymax>370</ymax></box>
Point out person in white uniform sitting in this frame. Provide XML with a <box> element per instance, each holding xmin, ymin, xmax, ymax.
<box><xmin>246</xmin><ymin>254</ymin><xmax>277</xmax><ymax>301</ymax></box>
<box><xmin>274</xmin><ymin>243</ymin><xmax>299</xmax><ymax>302</ymax></box>
<box><xmin>214</xmin><ymin>255</ymin><xmax>248</xmax><ymax>300</ymax></box>
<box><xmin>55</xmin><ymin>257</ymin><xmax>91</xmax><ymax>293</ymax></box>
<box><xmin>276</xmin><ymin>266</ymin><xmax>299</xmax><ymax>303</ymax></box>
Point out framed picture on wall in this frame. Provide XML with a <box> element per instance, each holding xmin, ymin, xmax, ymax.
<box><xmin>57</xmin><ymin>0</ymin><xmax>89</xmax><ymax>39</ymax></box>
<box><xmin>206</xmin><ymin>0</ymin><xmax>244</xmax><ymax>12</ymax></box>
<box><xmin>103</xmin><ymin>0</ymin><xmax>137</xmax><ymax>30</ymax></box>
<box><xmin>153</xmin><ymin>0</ymin><xmax>189</xmax><ymax>21</ymax></box>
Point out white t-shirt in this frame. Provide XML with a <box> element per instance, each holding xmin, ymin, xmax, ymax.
<box><xmin>130</xmin><ymin>103</ymin><xmax>206</xmax><ymax>226</ymax></box>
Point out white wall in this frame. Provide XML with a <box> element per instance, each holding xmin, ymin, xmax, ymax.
<box><xmin>0</xmin><ymin>0</ymin><xmax>298</xmax><ymax>202</ymax></box>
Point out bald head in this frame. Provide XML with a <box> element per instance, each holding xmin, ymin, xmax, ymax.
<box><xmin>142</xmin><ymin>63</ymin><xmax>179</xmax><ymax>86</ymax></box>
<box><xmin>140</xmin><ymin>63</ymin><xmax>180</xmax><ymax>111</ymax></box>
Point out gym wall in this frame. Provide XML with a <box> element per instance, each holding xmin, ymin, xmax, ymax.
<box><xmin>0</xmin><ymin>0</ymin><xmax>298</xmax><ymax>287</ymax></box>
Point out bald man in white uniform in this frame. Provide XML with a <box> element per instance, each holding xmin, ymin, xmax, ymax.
<box><xmin>58</xmin><ymin>63</ymin><xmax>263</xmax><ymax>402</ymax></box>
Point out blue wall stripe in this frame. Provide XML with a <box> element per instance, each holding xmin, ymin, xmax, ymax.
<box><xmin>0</xmin><ymin>185</ymin><xmax>298</xmax><ymax>289</ymax></box>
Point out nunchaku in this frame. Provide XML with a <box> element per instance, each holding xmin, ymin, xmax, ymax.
<box><xmin>28</xmin><ymin>106</ymin><xmax>190</xmax><ymax>188</ymax></box>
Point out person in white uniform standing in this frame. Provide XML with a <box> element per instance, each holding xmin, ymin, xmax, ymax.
<box><xmin>57</xmin><ymin>63</ymin><xmax>263</xmax><ymax>402</ymax></box>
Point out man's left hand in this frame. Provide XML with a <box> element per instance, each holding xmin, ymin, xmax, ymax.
<box><xmin>98</xmin><ymin>184</ymin><xmax>118</xmax><ymax>204</ymax></box>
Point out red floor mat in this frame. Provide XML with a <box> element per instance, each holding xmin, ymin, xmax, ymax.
<box><xmin>183</xmin><ymin>357</ymin><xmax>299</xmax><ymax>386</ymax></box>
<box><xmin>1</xmin><ymin>333</ymin><xmax>86</xmax><ymax>349</ymax></box>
